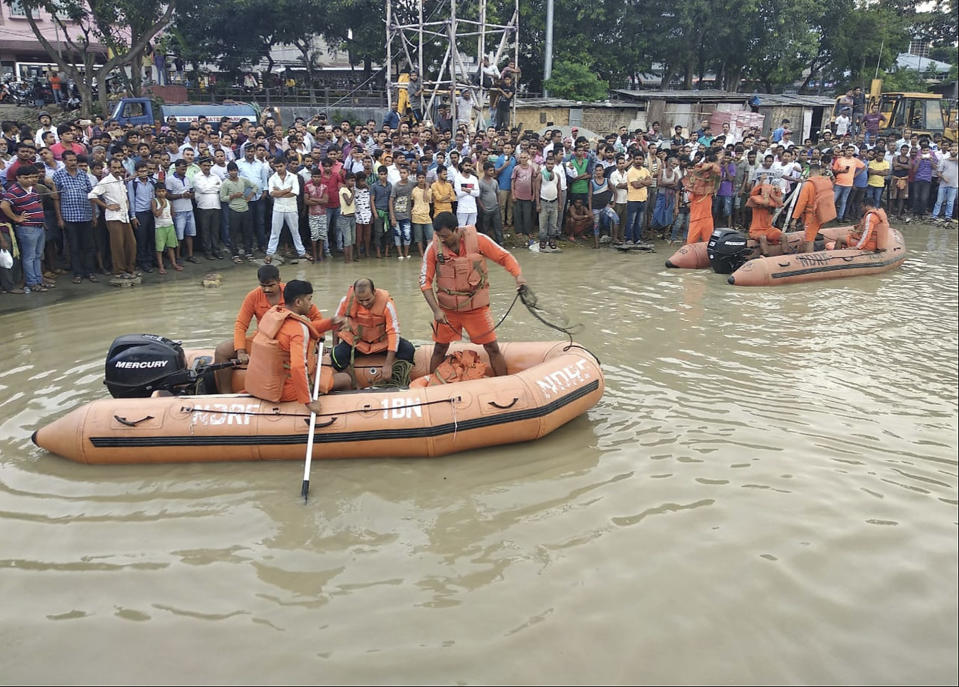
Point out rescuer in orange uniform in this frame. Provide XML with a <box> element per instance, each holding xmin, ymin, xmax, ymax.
<box><xmin>683</xmin><ymin>150</ymin><xmax>723</xmax><ymax>244</ymax></box>
<box><xmin>331</xmin><ymin>277</ymin><xmax>415</xmax><ymax>382</ymax></box>
<box><xmin>788</xmin><ymin>165</ymin><xmax>836</xmax><ymax>253</ymax></box>
<box><xmin>746</xmin><ymin>181</ymin><xmax>784</xmax><ymax>255</ymax></box>
<box><xmin>244</xmin><ymin>279</ymin><xmax>347</xmax><ymax>412</ymax></box>
<box><xmin>834</xmin><ymin>197</ymin><xmax>888</xmax><ymax>252</ymax></box>
<box><xmin>419</xmin><ymin>211</ymin><xmax>526</xmax><ymax>378</ymax></box>
<box><xmin>213</xmin><ymin>264</ymin><xmax>329</xmax><ymax>393</ymax></box>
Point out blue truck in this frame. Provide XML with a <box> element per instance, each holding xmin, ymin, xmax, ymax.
<box><xmin>111</xmin><ymin>97</ymin><xmax>260</xmax><ymax>131</ymax></box>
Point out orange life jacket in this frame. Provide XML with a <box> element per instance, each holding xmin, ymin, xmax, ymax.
<box><xmin>433</xmin><ymin>226</ymin><xmax>490</xmax><ymax>312</ymax></box>
<box><xmin>746</xmin><ymin>183</ymin><xmax>783</xmax><ymax>209</ymax></box>
<box><xmin>848</xmin><ymin>207</ymin><xmax>888</xmax><ymax>252</ymax></box>
<box><xmin>338</xmin><ymin>286</ymin><xmax>392</xmax><ymax>354</ymax></box>
<box><xmin>808</xmin><ymin>175</ymin><xmax>837</xmax><ymax>224</ymax></box>
<box><xmin>409</xmin><ymin>350</ymin><xmax>488</xmax><ymax>388</ymax></box>
<box><xmin>683</xmin><ymin>162</ymin><xmax>721</xmax><ymax>196</ymax></box>
<box><xmin>245</xmin><ymin>306</ymin><xmax>328</xmax><ymax>401</ymax></box>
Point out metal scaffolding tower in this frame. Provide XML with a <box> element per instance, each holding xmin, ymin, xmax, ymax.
<box><xmin>386</xmin><ymin>0</ymin><xmax>519</xmax><ymax>129</ymax></box>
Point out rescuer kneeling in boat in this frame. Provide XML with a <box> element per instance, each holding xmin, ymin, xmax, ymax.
<box><xmin>244</xmin><ymin>279</ymin><xmax>349</xmax><ymax>413</ymax></box>
<box><xmin>419</xmin><ymin>212</ymin><xmax>526</xmax><ymax>377</ymax></box>
<box><xmin>833</xmin><ymin>197</ymin><xmax>887</xmax><ymax>252</ymax></box>
<box><xmin>746</xmin><ymin>177</ymin><xmax>784</xmax><ymax>256</ymax></box>
<box><xmin>331</xmin><ymin>278</ymin><xmax>415</xmax><ymax>384</ymax></box>
<box><xmin>788</xmin><ymin>164</ymin><xmax>836</xmax><ymax>254</ymax></box>
<box><xmin>214</xmin><ymin>265</ymin><xmax>331</xmax><ymax>393</ymax></box>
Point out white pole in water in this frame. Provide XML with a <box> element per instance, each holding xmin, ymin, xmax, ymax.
<box><xmin>543</xmin><ymin>0</ymin><xmax>554</xmax><ymax>98</ymax></box>
<box><xmin>301</xmin><ymin>340</ymin><xmax>324</xmax><ymax>504</ymax></box>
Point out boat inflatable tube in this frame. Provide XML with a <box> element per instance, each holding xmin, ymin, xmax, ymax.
<box><xmin>665</xmin><ymin>229</ymin><xmax>839</xmax><ymax>270</ymax></box>
<box><xmin>727</xmin><ymin>226</ymin><xmax>906</xmax><ymax>286</ymax></box>
<box><xmin>33</xmin><ymin>341</ymin><xmax>604</xmax><ymax>465</ymax></box>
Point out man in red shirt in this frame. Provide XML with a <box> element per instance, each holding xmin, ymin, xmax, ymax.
<box><xmin>319</xmin><ymin>158</ymin><xmax>342</xmax><ymax>255</ymax></box>
<box><xmin>50</xmin><ymin>124</ymin><xmax>86</xmax><ymax>161</ymax></box>
<box><xmin>49</xmin><ymin>71</ymin><xmax>62</xmax><ymax>104</ymax></box>
<box><xmin>2</xmin><ymin>140</ymin><xmax>38</xmax><ymax>185</ymax></box>
<box><xmin>510</xmin><ymin>150</ymin><xmax>537</xmax><ymax>241</ymax></box>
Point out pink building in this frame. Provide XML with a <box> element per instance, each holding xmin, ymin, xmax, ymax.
<box><xmin>0</xmin><ymin>2</ymin><xmax>106</xmax><ymax>81</ymax></box>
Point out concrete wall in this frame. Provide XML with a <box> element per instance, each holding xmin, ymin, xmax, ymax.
<box><xmin>272</xmin><ymin>105</ymin><xmax>387</xmax><ymax>128</ymax></box>
<box><xmin>513</xmin><ymin>106</ymin><xmax>570</xmax><ymax>132</ymax></box>
<box><xmin>757</xmin><ymin>105</ymin><xmax>804</xmax><ymax>139</ymax></box>
<box><xmin>513</xmin><ymin>105</ymin><xmax>648</xmax><ymax>135</ymax></box>
<box><xmin>645</xmin><ymin>100</ymin><xmax>716</xmax><ymax>133</ymax></box>
<box><xmin>582</xmin><ymin>107</ymin><xmax>644</xmax><ymax>134</ymax></box>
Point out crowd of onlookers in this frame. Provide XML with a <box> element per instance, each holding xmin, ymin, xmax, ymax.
<box><xmin>1</xmin><ymin>100</ymin><xmax>956</xmax><ymax>296</ymax></box>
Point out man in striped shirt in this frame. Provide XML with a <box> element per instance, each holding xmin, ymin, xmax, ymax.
<box><xmin>1</xmin><ymin>165</ymin><xmax>51</xmax><ymax>292</ymax></box>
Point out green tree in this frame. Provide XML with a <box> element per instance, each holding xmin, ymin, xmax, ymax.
<box><xmin>899</xmin><ymin>0</ymin><xmax>957</xmax><ymax>46</ymax></box>
<box><xmin>799</xmin><ymin>0</ymin><xmax>909</xmax><ymax>93</ymax></box>
<box><xmin>175</xmin><ymin>0</ymin><xmax>291</xmax><ymax>82</ymax></box>
<box><xmin>543</xmin><ymin>60</ymin><xmax>609</xmax><ymax>101</ymax></box>
<box><xmin>879</xmin><ymin>68</ymin><xmax>927</xmax><ymax>92</ymax></box>
<box><xmin>929</xmin><ymin>46</ymin><xmax>959</xmax><ymax>66</ymax></box>
<box><xmin>743</xmin><ymin>0</ymin><xmax>821</xmax><ymax>92</ymax></box>
<box><xmin>7</xmin><ymin>0</ymin><xmax>175</xmax><ymax>116</ymax></box>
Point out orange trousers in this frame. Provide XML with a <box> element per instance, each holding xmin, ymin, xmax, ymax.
<box><xmin>748</xmin><ymin>208</ymin><xmax>782</xmax><ymax>243</ymax></box>
<box><xmin>802</xmin><ymin>213</ymin><xmax>822</xmax><ymax>243</ymax></box>
<box><xmin>685</xmin><ymin>194</ymin><xmax>714</xmax><ymax>244</ymax></box>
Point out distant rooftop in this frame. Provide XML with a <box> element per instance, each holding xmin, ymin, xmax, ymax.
<box><xmin>516</xmin><ymin>98</ymin><xmax>637</xmax><ymax>108</ymax></box>
<box><xmin>895</xmin><ymin>53</ymin><xmax>952</xmax><ymax>74</ymax></box>
<box><xmin>613</xmin><ymin>89</ymin><xmax>836</xmax><ymax>107</ymax></box>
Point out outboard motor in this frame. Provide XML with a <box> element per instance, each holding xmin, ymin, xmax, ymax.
<box><xmin>105</xmin><ymin>334</ymin><xmax>196</xmax><ymax>398</ymax></box>
<box><xmin>707</xmin><ymin>228</ymin><xmax>751</xmax><ymax>274</ymax></box>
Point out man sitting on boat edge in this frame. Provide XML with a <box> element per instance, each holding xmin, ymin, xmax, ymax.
<box><xmin>833</xmin><ymin>197</ymin><xmax>887</xmax><ymax>252</ymax></box>
<box><xmin>331</xmin><ymin>277</ymin><xmax>415</xmax><ymax>386</ymax></box>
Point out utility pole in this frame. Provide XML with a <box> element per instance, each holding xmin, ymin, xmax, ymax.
<box><xmin>543</xmin><ymin>0</ymin><xmax>554</xmax><ymax>98</ymax></box>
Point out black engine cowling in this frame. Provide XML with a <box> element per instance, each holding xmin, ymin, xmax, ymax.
<box><xmin>104</xmin><ymin>334</ymin><xmax>188</xmax><ymax>398</ymax></box>
<box><xmin>707</xmin><ymin>228</ymin><xmax>751</xmax><ymax>274</ymax></box>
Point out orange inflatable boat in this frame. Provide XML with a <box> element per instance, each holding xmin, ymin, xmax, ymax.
<box><xmin>33</xmin><ymin>341</ymin><xmax>604</xmax><ymax>465</ymax></box>
<box><xmin>664</xmin><ymin>229</ymin><xmax>834</xmax><ymax>269</ymax></box>
<box><xmin>727</xmin><ymin>225</ymin><xmax>906</xmax><ymax>286</ymax></box>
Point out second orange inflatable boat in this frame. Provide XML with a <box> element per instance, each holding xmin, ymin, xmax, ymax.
<box><xmin>727</xmin><ymin>225</ymin><xmax>906</xmax><ymax>286</ymax></box>
<box><xmin>663</xmin><ymin>228</ymin><xmax>844</xmax><ymax>269</ymax></box>
<box><xmin>33</xmin><ymin>341</ymin><xmax>604</xmax><ymax>465</ymax></box>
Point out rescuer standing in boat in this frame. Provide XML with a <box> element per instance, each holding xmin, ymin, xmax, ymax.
<box><xmin>788</xmin><ymin>164</ymin><xmax>836</xmax><ymax>254</ymax></box>
<box><xmin>419</xmin><ymin>212</ymin><xmax>526</xmax><ymax>378</ymax></box>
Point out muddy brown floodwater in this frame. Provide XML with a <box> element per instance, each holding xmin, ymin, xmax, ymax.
<box><xmin>1</xmin><ymin>225</ymin><xmax>956</xmax><ymax>685</ymax></box>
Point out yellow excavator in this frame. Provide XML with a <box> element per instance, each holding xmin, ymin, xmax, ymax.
<box><xmin>832</xmin><ymin>79</ymin><xmax>957</xmax><ymax>142</ymax></box>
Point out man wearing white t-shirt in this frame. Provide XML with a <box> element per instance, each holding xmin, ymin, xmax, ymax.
<box><xmin>193</xmin><ymin>157</ymin><xmax>223</xmax><ymax>260</ymax></box>
<box><xmin>265</xmin><ymin>157</ymin><xmax>310</xmax><ymax>263</ymax></box>
<box><xmin>455</xmin><ymin>90</ymin><xmax>479</xmax><ymax>132</ymax></box>
<box><xmin>534</xmin><ymin>156</ymin><xmax>566</xmax><ymax>252</ymax></box>
<box><xmin>834</xmin><ymin>111</ymin><xmax>851</xmax><ymax>137</ymax></box>
<box><xmin>607</xmin><ymin>154</ymin><xmax>630</xmax><ymax>244</ymax></box>
<box><xmin>454</xmin><ymin>160</ymin><xmax>480</xmax><ymax>226</ymax></box>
